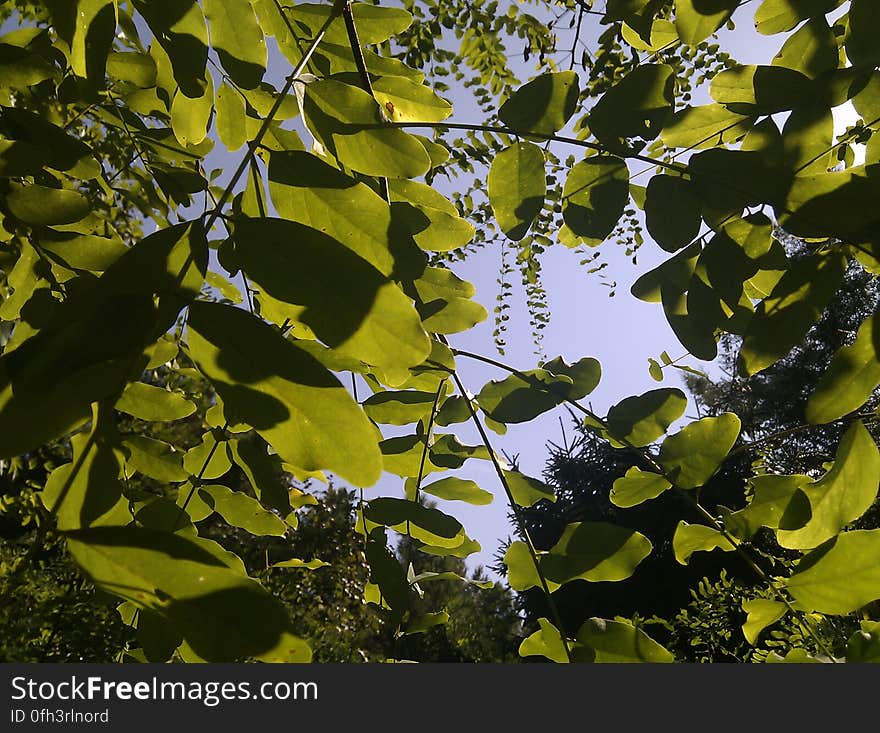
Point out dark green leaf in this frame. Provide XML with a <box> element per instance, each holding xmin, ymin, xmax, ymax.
<box><xmin>606</xmin><ymin>388</ymin><xmax>687</xmax><ymax>447</ymax></box>
<box><xmin>645</xmin><ymin>175</ymin><xmax>702</xmax><ymax>252</ymax></box>
<box><xmin>498</xmin><ymin>71</ymin><xmax>579</xmax><ymax>135</ymax></box>
<box><xmin>562</xmin><ymin>156</ymin><xmax>629</xmax><ymax>245</ymax></box>
<box><xmin>488</xmin><ymin>142</ymin><xmax>546</xmax><ymax>241</ymax></box>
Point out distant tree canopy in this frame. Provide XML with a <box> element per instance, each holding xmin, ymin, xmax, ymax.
<box><xmin>2</xmin><ymin>0</ymin><xmax>880</xmax><ymax>663</ymax></box>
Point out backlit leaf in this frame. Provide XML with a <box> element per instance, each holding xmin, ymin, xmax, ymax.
<box><xmin>488</xmin><ymin>142</ymin><xmax>546</xmax><ymax>241</ymax></box>
<box><xmin>672</xmin><ymin>521</ymin><xmax>735</xmax><ymax>564</ymax></box>
<box><xmin>806</xmin><ymin>312</ymin><xmax>880</xmax><ymax>424</ymax></box>
<box><xmin>658</xmin><ymin>413</ymin><xmax>741</xmax><ymax>489</ymax></box>
<box><xmin>784</xmin><ymin>529</ymin><xmax>880</xmax><ymax>614</ymax></box>
<box><xmin>204</xmin><ymin>0</ymin><xmax>266</xmax><ymax>89</ymax></box>
<box><xmin>610</xmin><ymin>467</ymin><xmax>672</xmax><ymax>508</ymax></box>
<box><xmin>187</xmin><ymin>301</ymin><xmax>382</xmax><ymax>486</ymax></box>
<box><xmin>576</xmin><ymin>617</ymin><xmax>674</xmax><ymax>663</ymax></box>
<box><xmin>776</xmin><ymin>421</ymin><xmax>880</xmax><ymax>550</ymax></box>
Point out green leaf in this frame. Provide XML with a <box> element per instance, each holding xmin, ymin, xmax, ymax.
<box><xmin>405</xmin><ymin>612</ymin><xmax>449</xmax><ymax>635</ymax></box>
<box><xmin>414</xmin><ymin>267</ymin><xmax>487</xmax><ymax>334</ymax></box>
<box><xmin>106</xmin><ymin>51</ymin><xmax>156</xmax><ymax>88</ymax></box>
<box><xmin>606</xmin><ymin>388</ymin><xmax>687</xmax><ymax>447</ymax></box>
<box><xmin>754</xmin><ymin>0</ymin><xmax>845</xmax><ymax>35</ymax></box>
<box><xmin>134</xmin><ymin>0</ymin><xmax>208</xmax><ymax>98</ymax></box>
<box><xmin>710</xmin><ymin>65</ymin><xmax>814</xmax><ymax>115</ymax></box>
<box><xmin>610</xmin><ymin>467</ymin><xmax>672</xmax><ymax>508</ymax></box>
<box><xmin>42</xmin><ymin>414</ymin><xmax>127</xmax><ymax>531</ymax></box>
<box><xmin>784</xmin><ymin>529</ymin><xmax>880</xmax><ymax>614</ymax></box>
<box><xmin>371</xmin><ymin>76</ymin><xmax>452</xmax><ymax>123</ymax></box>
<box><xmin>773</xmin><ymin>17</ymin><xmax>839</xmax><ymax>77</ymax></box>
<box><xmin>674</xmin><ymin>0</ymin><xmax>738</xmax><ymax>45</ymax></box>
<box><xmin>739</xmin><ymin>251</ymin><xmax>847</xmax><ymax>375</ymax></box>
<box><xmin>364</xmin><ymin>536</ymin><xmax>411</xmax><ymax>616</ymax></box>
<box><xmin>267</xmin><ymin>151</ymin><xmax>425</xmax><ymax>281</ymax></box>
<box><xmin>742</xmin><ymin>599</ymin><xmax>787</xmax><ymax>645</ymax></box>
<box><xmin>419</xmin><ymin>477</ymin><xmax>493</xmax><ymax>506</ymax></box>
<box><xmin>846</xmin><ymin>621</ymin><xmax>880</xmax><ymax>663</ymax></box>
<box><xmin>621</xmin><ymin>18</ymin><xmax>678</xmax><ymax>52</ymax></box>
<box><xmin>7</xmin><ymin>184</ymin><xmax>90</xmax><ymax>226</ymax></box>
<box><xmin>846</xmin><ymin>0</ymin><xmax>880</xmax><ymax>68</ymax></box>
<box><xmin>196</xmin><ymin>484</ymin><xmax>287</xmax><ymax>537</ymax></box>
<box><xmin>302</xmin><ymin>78</ymin><xmax>431</xmax><ymax>179</ymax></box>
<box><xmin>519</xmin><ymin>618</ymin><xmax>569</xmax><ymax>663</ymax></box>
<box><xmin>183</xmin><ymin>432</ymin><xmax>232</xmax><ymax>480</ymax></box>
<box><xmin>115</xmin><ymin>382</ymin><xmax>196</xmax><ymax>422</ymax></box>
<box><xmin>645</xmin><ymin>175</ymin><xmax>702</xmax><ymax>252</ymax></box>
<box><xmin>123</xmin><ymin>435</ymin><xmax>188</xmax><ymax>483</ymax></box>
<box><xmin>204</xmin><ymin>0</ymin><xmax>266</xmax><ymax>89</ymax></box>
<box><xmin>498</xmin><ymin>71</ymin><xmax>579</xmax><ymax>135</ymax></box>
<box><xmin>288</xmin><ymin>2</ymin><xmax>412</xmax><ymax>46</ymax></box>
<box><xmin>503</xmin><ymin>469</ymin><xmax>555</xmax><ymax>507</ymax></box>
<box><xmin>658</xmin><ymin>413</ymin><xmax>741</xmax><ymax>489</ymax></box>
<box><xmin>272</xmin><ymin>558</ymin><xmax>330</xmax><ymax>570</ymax></box>
<box><xmin>215</xmin><ymin>82</ymin><xmax>247</xmax><ymax>152</ymax></box>
<box><xmin>661</xmin><ymin>104</ymin><xmax>753</xmax><ymax>150</ymax></box>
<box><xmin>187</xmin><ymin>301</ymin><xmax>382</xmax><ymax>487</ymax></box>
<box><xmin>780</xmin><ymin>166</ymin><xmax>880</xmax><ymax>243</ymax></box>
<box><xmin>362</xmin><ymin>390</ymin><xmax>436</xmax><ymax>426</ymax></box>
<box><xmin>589</xmin><ymin>64</ymin><xmax>675</xmax><ymax>145</ymax></box>
<box><xmin>562</xmin><ymin>156</ymin><xmax>630</xmax><ymax>245</ymax></box>
<box><xmin>45</xmin><ymin>0</ymin><xmax>117</xmax><ymax>83</ymax></box>
<box><xmin>38</xmin><ymin>232</ymin><xmax>129</xmax><ymax>272</ymax></box>
<box><xmin>776</xmin><ymin>421</ymin><xmax>880</xmax><ymax>550</ymax></box>
<box><xmin>229</xmin><ymin>435</ymin><xmax>293</xmax><ymax>517</ymax></box>
<box><xmin>171</xmin><ymin>71</ymin><xmax>213</xmax><ymax>146</ymax></box>
<box><xmin>576</xmin><ymin>618</ymin><xmax>674</xmax><ymax>663</ymax></box>
<box><xmin>1</xmin><ymin>107</ymin><xmax>101</xmax><ymax>177</ymax></box>
<box><xmin>0</xmin><ymin>139</ymin><xmax>49</xmax><ymax>177</ymax></box>
<box><xmin>66</xmin><ymin>525</ymin><xmax>311</xmax><ymax>662</ymax></box>
<box><xmin>722</xmin><ymin>474</ymin><xmax>813</xmax><ymax>539</ymax></box>
<box><xmin>722</xmin><ymin>213</ymin><xmax>774</xmax><ymax>259</ymax></box>
<box><xmin>672</xmin><ymin>521</ymin><xmax>736</xmax><ymax>564</ymax></box>
<box><xmin>0</xmin><ymin>223</ymin><xmax>206</xmax><ymax>459</ymax></box>
<box><xmin>0</xmin><ymin>44</ymin><xmax>58</xmax><ymax>88</ymax></box>
<box><xmin>232</xmin><ymin>217</ymin><xmax>430</xmax><ymax>385</ymax></box>
<box><xmin>541</xmin><ymin>522</ymin><xmax>653</xmax><ymax>585</ymax></box>
<box><xmin>0</xmin><ymin>241</ymin><xmax>43</xmax><ymax>320</ymax></box>
<box><xmin>806</xmin><ymin>312</ymin><xmax>880</xmax><ymax>424</ymax></box>
<box><xmin>488</xmin><ymin>142</ymin><xmax>546</xmax><ymax>241</ymax></box>
<box><xmin>390</xmin><ymin>199</ymin><xmax>475</xmax><ymax>254</ymax></box>
<box><xmin>504</xmin><ymin>541</ymin><xmax>548</xmax><ymax>592</ymax></box>
<box><xmin>541</xmin><ymin>356</ymin><xmax>602</xmax><ymax>399</ymax></box>
<box><xmin>477</xmin><ymin>369</ymin><xmax>573</xmax><ymax>424</ymax></box>
<box><xmin>429</xmin><ymin>434</ymin><xmax>491</xmax><ymax>469</ymax></box>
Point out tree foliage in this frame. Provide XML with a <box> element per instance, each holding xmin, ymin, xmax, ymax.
<box><xmin>1</xmin><ymin>0</ymin><xmax>879</xmax><ymax>663</ymax></box>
